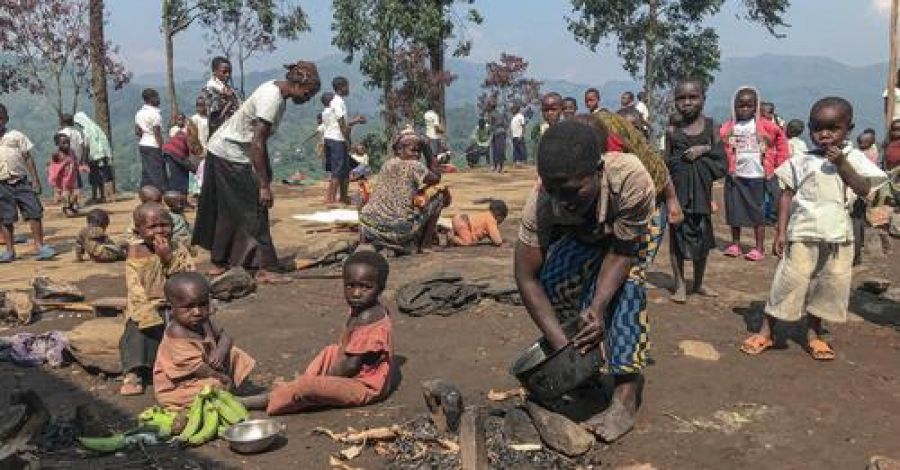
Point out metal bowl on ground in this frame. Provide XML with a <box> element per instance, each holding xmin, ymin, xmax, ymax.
<box><xmin>509</xmin><ymin>321</ymin><xmax>604</xmax><ymax>403</ymax></box>
<box><xmin>220</xmin><ymin>419</ymin><xmax>286</xmax><ymax>454</ymax></box>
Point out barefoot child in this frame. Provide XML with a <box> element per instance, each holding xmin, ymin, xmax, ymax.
<box><xmin>120</xmin><ymin>202</ymin><xmax>195</xmax><ymax>396</ymax></box>
<box><xmin>75</xmin><ymin>208</ymin><xmax>126</xmax><ymax>263</ymax></box>
<box><xmin>153</xmin><ymin>272</ymin><xmax>255</xmax><ymax>410</ymax></box>
<box><xmin>448</xmin><ymin>199</ymin><xmax>507</xmax><ymax>247</ymax></box>
<box><xmin>720</xmin><ymin>86</ymin><xmax>788</xmax><ymax>261</ymax></box>
<box><xmin>243</xmin><ymin>251</ymin><xmax>394</xmax><ymax>414</ymax></box>
<box><xmin>741</xmin><ymin>97</ymin><xmax>886</xmax><ymax>360</ymax></box>
<box><xmin>665</xmin><ymin>79</ymin><xmax>727</xmax><ymax>303</ymax></box>
<box><xmin>51</xmin><ymin>133</ymin><xmax>79</xmax><ymax>216</ymax></box>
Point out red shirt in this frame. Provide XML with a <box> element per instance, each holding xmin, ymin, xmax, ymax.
<box><xmin>162</xmin><ymin>130</ymin><xmax>189</xmax><ymax>159</ymax></box>
<box><xmin>885</xmin><ymin>141</ymin><xmax>900</xmax><ymax>170</ymax></box>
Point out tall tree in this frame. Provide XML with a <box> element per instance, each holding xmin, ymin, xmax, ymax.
<box><xmin>89</xmin><ymin>0</ymin><xmax>112</xmax><ymax>141</ymax></box>
<box><xmin>201</xmin><ymin>0</ymin><xmax>310</xmax><ymax>95</ymax></box>
<box><xmin>478</xmin><ymin>53</ymin><xmax>542</xmax><ymax>115</ymax></box>
<box><xmin>162</xmin><ymin>0</ymin><xmax>211</xmax><ymax>116</ymax></box>
<box><xmin>0</xmin><ymin>0</ymin><xmax>130</xmax><ymax>121</ymax></box>
<box><xmin>386</xmin><ymin>44</ymin><xmax>456</xmax><ymax>125</ymax></box>
<box><xmin>402</xmin><ymin>1</ymin><xmax>482</xmax><ymax>129</ymax></box>
<box><xmin>567</xmin><ymin>0</ymin><xmax>789</xmax><ymax>112</ymax></box>
<box><xmin>332</xmin><ymin>0</ymin><xmax>406</xmax><ymax>138</ymax></box>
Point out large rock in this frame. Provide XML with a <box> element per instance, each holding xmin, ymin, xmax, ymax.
<box><xmin>210</xmin><ymin>268</ymin><xmax>256</xmax><ymax>301</ymax></box>
<box><xmin>503</xmin><ymin>408</ymin><xmax>541</xmax><ymax>446</ymax></box>
<box><xmin>1</xmin><ymin>291</ymin><xmax>34</xmax><ymax>325</ymax></box>
<box><xmin>66</xmin><ymin>317</ymin><xmax>125</xmax><ymax>374</ymax></box>
<box><xmin>525</xmin><ymin>401</ymin><xmax>594</xmax><ymax>457</ymax></box>
<box><xmin>678</xmin><ymin>340</ymin><xmax>721</xmax><ymax>361</ymax></box>
<box><xmin>31</xmin><ymin>277</ymin><xmax>84</xmax><ymax>302</ymax></box>
<box><xmin>867</xmin><ymin>456</ymin><xmax>900</xmax><ymax>470</ymax></box>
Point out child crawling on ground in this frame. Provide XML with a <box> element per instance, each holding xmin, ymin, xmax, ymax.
<box><xmin>242</xmin><ymin>251</ymin><xmax>394</xmax><ymax>415</ymax></box>
<box><xmin>153</xmin><ymin>272</ymin><xmax>256</xmax><ymax>410</ymax></box>
<box><xmin>448</xmin><ymin>199</ymin><xmax>508</xmax><ymax>247</ymax></box>
<box><xmin>120</xmin><ymin>201</ymin><xmax>195</xmax><ymax>396</ymax></box>
<box><xmin>75</xmin><ymin>208</ymin><xmax>126</xmax><ymax>262</ymax></box>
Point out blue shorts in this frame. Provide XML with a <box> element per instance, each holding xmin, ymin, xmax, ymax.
<box><xmin>0</xmin><ymin>178</ymin><xmax>44</xmax><ymax>224</ymax></box>
<box><xmin>325</xmin><ymin>139</ymin><xmax>350</xmax><ymax>180</ymax></box>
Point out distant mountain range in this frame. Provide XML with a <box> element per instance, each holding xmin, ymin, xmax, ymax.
<box><xmin>0</xmin><ymin>53</ymin><xmax>890</xmax><ymax>189</ymax></box>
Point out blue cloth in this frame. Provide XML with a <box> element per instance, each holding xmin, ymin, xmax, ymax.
<box><xmin>539</xmin><ymin>232</ymin><xmax>650</xmax><ymax>375</ymax></box>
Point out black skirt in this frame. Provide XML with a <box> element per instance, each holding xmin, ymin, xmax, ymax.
<box><xmin>191</xmin><ymin>152</ymin><xmax>278</xmax><ymax>270</ymax></box>
<box><xmin>671</xmin><ymin>214</ymin><xmax>716</xmax><ymax>260</ymax></box>
<box><xmin>724</xmin><ymin>175</ymin><xmax>765</xmax><ymax>227</ymax></box>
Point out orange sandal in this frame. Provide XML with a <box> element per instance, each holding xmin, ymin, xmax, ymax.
<box><xmin>740</xmin><ymin>334</ymin><xmax>774</xmax><ymax>355</ymax></box>
<box><xmin>806</xmin><ymin>339</ymin><xmax>835</xmax><ymax>361</ymax></box>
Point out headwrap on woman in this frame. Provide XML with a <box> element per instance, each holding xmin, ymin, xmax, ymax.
<box><xmin>73</xmin><ymin>112</ymin><xmax>112</xmax><ymax>161</ymax></box>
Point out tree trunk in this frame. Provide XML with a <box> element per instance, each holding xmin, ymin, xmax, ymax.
<box><xmin>378</xmin><ymin>29</ymin><xmax>397</xmax><ymax>140</ymax></box>
<box><xmin>428</xmin><ymin>40</ymin><xmax>445</xmax><ymax>131</ymax></box>
<box><xmin>236</xmin><ymin>13</ymin><xmax>245</xmax><ymax>95</ymax></box>
<box><xmin>643</xmin><ymin>0</ymin><xmax>658</xmax><ymax>118</ymax></box>
<box><xmin>163</xmin><ymin>0</ymin><xmax>179</xmax><ymax>117</ymax></box>
<box><xmin>89</xmin><ymin>0</ymin><xmax>115</xmax><ymax>191</ymax></box>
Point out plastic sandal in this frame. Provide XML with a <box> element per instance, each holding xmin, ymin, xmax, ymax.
<box><xmin>740</xmin><ymin>334</ymin><xmax>774</xmax><ymax>355</ymax></box>
<box><xmin>0</xmin><ymin>251</ymin><xmax>14</xmax><ymax>263</ymax></box>
<box><xmin>35</xmin><ymin>246</ymin><xmax>57</xmax><ymax>261</ymax></box>
<box><xmin>745</xmin><ymin>248</ymin><xmax>765</xmax><ymax>261</ymax></box>
<box><xmin>806</xmin><ymin>339</ymin><xmax>835</xmax><ymax>361</ymax></box>
<box><xmin>723</xmin><ymin>244</ymin><xmax>742</xmax><ymax>257</ymax></box>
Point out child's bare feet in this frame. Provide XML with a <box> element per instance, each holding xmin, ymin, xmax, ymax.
<box><xmin>693</xmin><ymin>285</ymin><xmax>719</xmax><ymax>297</ymax></box>
<box><xmin>670</xmin><ymin>284</ymin><xmax>687</xmax><ymax>304</ymax></box>
<box><xmin>207</xmin><ymin>265</ymin><xmax>228</xmax><ymax>277</ymax></box>
<box><xmin>582</xmin><ymin>399</ymin><xmax>636</xmax><ymax>443</ymax></box>
<box><xmin>255</xmin><ymin>270</ymin><xmax>291</xmax><ymax>285</ymax></box>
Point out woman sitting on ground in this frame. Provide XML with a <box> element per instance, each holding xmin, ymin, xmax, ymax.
<box><xmin>358</xmin><ymin>129</ymin><xmax>449</xmax><ymax>254</ymax></box>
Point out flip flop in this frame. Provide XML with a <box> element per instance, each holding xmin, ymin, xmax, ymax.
<box><xmin>35</xmin><ymin>246</ymin><xmax>57</xmax><ymax>261</ymax></box>
<box><xmin>0</xmin><ymin>251</ymin><xmax>15</xmax><ymax>263</ymax></box>
<box><xmin>740</xmin><ymin>334</ymin><xmax>774</xmax><ymax>355</ymax></box>
<box><xmin>806</xmin><ymin>339</ymin><xmax>835</xmax><ymax>361</ymax></box>
<box><xmin>723</xmin><ymin>244</ymin><xmax>742</xmax><ymax>257</ymax></box>
<box><xmin>745</xmin><ymin>248</ymin><xmax>765</xmax><ymax>262</ymax></box>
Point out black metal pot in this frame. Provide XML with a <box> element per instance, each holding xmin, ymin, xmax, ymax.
<box><xmin>509</xmin><ymin>322</ymin><xmax>603</xmax><ymax>402</ymax></box>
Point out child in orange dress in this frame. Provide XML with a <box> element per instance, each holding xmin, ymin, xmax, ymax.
<box><xmin>448</xmin><ymin>199</ymin><xmax>507</xmax><ymax>247</ymax></box>
<box><xmin>242</xmin><ymin>251</ymin><xmax>394</xmax><ymax>415</ymax></box>
<box><xmin>153</xmin><ymin>272</ymin><xmax>255</xmax><ymax>410</ymax></box>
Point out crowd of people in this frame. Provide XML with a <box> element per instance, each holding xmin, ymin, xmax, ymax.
<box><xmin>0</xmin><ymin>49</ymin><xmax>898</xmax><ymax>450</ymax></box>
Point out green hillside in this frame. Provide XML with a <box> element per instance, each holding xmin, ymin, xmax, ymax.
<box><xmin>0</xmin><ymin>54</ymin><xmax>889</xmax><ymax>191</ymax></box>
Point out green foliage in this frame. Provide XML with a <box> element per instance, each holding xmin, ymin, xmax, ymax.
<box><xmin>568</xmin><ymin>0</ymin><xmax>789</xmax><ymax>108</ymax></box>
<box><xmin>360</xmin><ymin>132</ymin><xmax>389</xmax><ymax>170</ymax></box>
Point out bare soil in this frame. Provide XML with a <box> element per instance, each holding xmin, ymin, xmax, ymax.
<box><xmin>1</xmin><ymin>166</ymin><xmax>898</xmax><ymax>469</ymax></box>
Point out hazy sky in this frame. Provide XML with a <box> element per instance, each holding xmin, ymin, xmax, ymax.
<box><xmin>108</xmin><ymin>0</ymin><xmax>892</xmax><ymax>84</ymax></box>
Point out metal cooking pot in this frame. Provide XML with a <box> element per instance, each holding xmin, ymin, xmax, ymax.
<box><xmin>220</xmin><ymin>419</ymin><xmax>286</xmax><ymax>454</ymax></box>
<box><xmin>509</xmin><ymin>321</ymin><xmax>604</xmax><ymax>402</ymax></box>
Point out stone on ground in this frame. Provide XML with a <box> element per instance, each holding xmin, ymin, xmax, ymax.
<box><xmin>678</xmin><ymin>340</ymin><xmax>721</xmax><ymax>361</ymax></box>
<box><xmin>210</xmin><ymin>268</ymin><xmax>257</xmax><ymax>301</ymax></box>
<box><xmin>525</xmin><ymin>400</ymin><xmax>593</xmax><ymax>457</ymax></box>
<box><xmin>867</xmin><ymin>456</ymin><xmax>900</xmax><ymax>470</ymax></box>
<box><xmin>31</xmin><ymin>276</ymin><xmax>84</xmax><ymax>301</ymax></box>
<box><xmin>859</xmin><ymin>277</ymin><xmax>892</xmax><ymax>295</ymax></box>
<box><xmin>503</xmin><ymin>407</ymin><xmax>541</xmax><ymax>446</ymax></box>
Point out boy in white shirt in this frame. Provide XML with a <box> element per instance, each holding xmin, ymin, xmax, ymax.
<box><xmin>509</xmin><ymin>103</ymin><xmax>527</xmax><ymax>166</ymax></box>
<box><xmin>134</xmin><ymin>88</ymin><xmax>165</xmax><ymax>191</ymax></box>
<box><xmin>741</xmin><ymin>97</ymin><xmax>887</xmax><ymax>360</ymax></box>
<box><xmin>0</xmin><ymin>103</ymin><xmax>55</xmax><ymax>261</ymax></box>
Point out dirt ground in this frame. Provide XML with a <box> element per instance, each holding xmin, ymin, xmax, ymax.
<box><xmin>1</xmin><ymin>166</ymin><xmax>898</xmax><ymax>469</ymax></box>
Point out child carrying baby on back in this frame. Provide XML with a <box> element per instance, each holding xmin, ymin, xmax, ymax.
<box><xmin>153</xmin><ymin>272</ymin><xmax>256</xmax><ymax>410</ymax></box>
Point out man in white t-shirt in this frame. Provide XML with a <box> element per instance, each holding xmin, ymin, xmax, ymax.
<box><xmin>635</xmin><ymin>91</ymin><xmax>650</xmax><ymax>122</ymax></box>
<box><xmin>509</xmin><ymin>103</ymin><xmax>527</xmax><ymax>166</ymax></box>
<box><xmin>323</xmin><ymin>76</ymin><xmax>366</xmax><ymax>204</ymax></box>
<box><xmin>134</xmin><ymin>88</ymin><xmax>166</xmax><ymax>191</ymax></box>
<box><xmin>194</xmin><ymin>60</ymin><xmax>320</xmax><ymax>284</ymax></box>
<box><xmin>0</xmin><ymin>103</ymin><xmax>54</xmax><ymax>261</ymax></box>
<box><xmin>423</xmin><ymin>108</ymin><xmax>444</xmax><ymax>157</ymax></box>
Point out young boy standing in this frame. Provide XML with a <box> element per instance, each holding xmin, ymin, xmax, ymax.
<box><xmin>509</xmin><ymin>104</ymin><xmax>527</xmax><ymax>166</ymax></box>
<box><xmin>539</xmin><ymin>92</ymin><xmax>563</xmax><ymax>136</ymax></box>
<box><xmin>135</xmin><ymin>88</ymin><xmax>166</xmax><ymax>191</ymax></box>
<box><xmin>0</xmin><ymin>104</ymin><xmax>55</xmax><ymax>262</ymax></box>
<box><xmin>741</xmin><ymin>98</ymin><xmax>887</xmax><ymax>360</ymax></box>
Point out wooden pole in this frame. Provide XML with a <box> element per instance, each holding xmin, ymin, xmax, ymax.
<box><xmin>887</xmin><ymin>0</ymin><xmax>898</xmax><ymax>134</ymax></box>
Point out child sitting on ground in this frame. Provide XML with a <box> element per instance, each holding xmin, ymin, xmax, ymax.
<box><xmin>163</xmin><ymin>190</ymin><xmax>191</xmax><ymax>244</ymax></box>
<box><xmin>120</xmin><ymin>201</ymin><xmax>195</xmax><ymax>396</ymax></box>
<box><xmin>51</xmin><ymin>133</ymin><xmax>79</xmax><ymax>216</ymax></box>
<box><xmin>448</xmin><ymin>199</ymin><xmax>507</xmax><ymax>247</ymax></box>
<box><xmin>153</xmin><ymin>272</ymin><xmax>256</xmax><ymax>410</ymax></box>
<box><xmin>740</xmin><ymin>97</ymin><xmax>886</xmax><ymax>360</ymax></box>
<box><xmin>75</xmin><ymin>208</ymin><xmax>126</xmax><ymax>263</ymax></box>
<box><xmin>349</xmin><ymin>143</ymin><xmax>372</xmax><ymax>206</ymax></box>
<box><xmin>242</xmin><ymin>251</ymin><xmax>394</xmax><ymax>415</ymax></box>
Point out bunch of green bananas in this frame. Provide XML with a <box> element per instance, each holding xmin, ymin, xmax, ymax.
<box><xmin>137</xmin><ymin>406</ymin><xmax>177</xmax><ymax>438</ymax></box>
<box><xmin>175</xmin><ymin>385</ymin><xmax>249</xmax><ymax>446</ymax></box>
